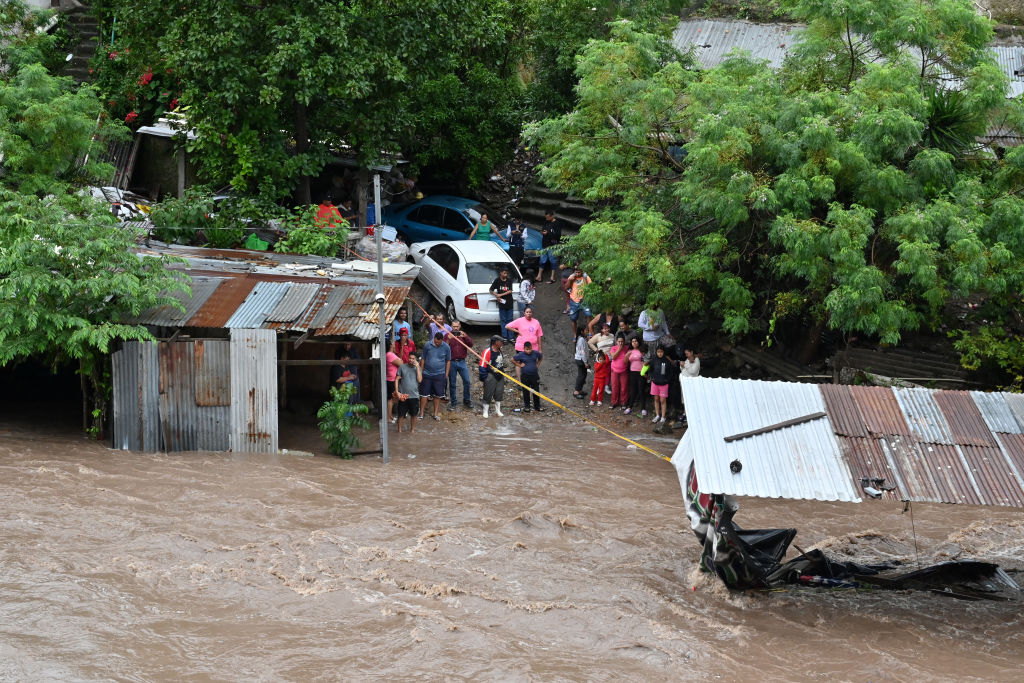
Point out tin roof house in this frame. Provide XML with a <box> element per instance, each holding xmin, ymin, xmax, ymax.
<box><xmin>111</xmin><ymin>244</ymin><xmax>419</xmax><ymax>453</ymax></box>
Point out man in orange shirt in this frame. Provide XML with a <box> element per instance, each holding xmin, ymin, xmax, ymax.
<box><xmin>316</xmin><ymin>195</ymin><xmax>344</xmax><ymax>229</ymax></box>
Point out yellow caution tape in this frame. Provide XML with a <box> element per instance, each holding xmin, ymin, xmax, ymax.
<box><xmin>350</xmin><ymin>248</ymin><xmax>673</xmax><ymax>462</ymax></box>
<box><xmin>487</xmin><ymin>364</ymin><xmax>673</xmax><ymax>462</ymax></box>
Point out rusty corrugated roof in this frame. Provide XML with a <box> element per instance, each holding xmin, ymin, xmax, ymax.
<box><xmin>188</xmin><ymin>278</ymin><xmax>255</xmax><ymax>328</ymax></box>
<box><xmin>935</xmin><ymin>391</ymin><xmax>998</xmax><ymax>447</ymax></box>
<box><xmin>837</xmin><ymin>436</ymin><xmax>902</xmax><ymax>502</ymax></box>
<box><xmin>819</xmin><ymin>384</ymin><xmax>870</xmax><ymax>437</ymax></box>
<box><xmin>272</xmin><ymin>283</ymin><xmax>334</xmax><ymax>332</ymax></box>
<box><xmin>959</xmin><ymin>444</ymin><xmax>1024</xmax><ymax>507</ymax></box>
<box><xmin>850</xmin><ymin>386</ymin><xmax>911</xmax><ymax>436</ymax></box>
<box><xmin>673</xmin><ymin>378</ymin><xmax>1024</xmax><ymax>509</ymax></box>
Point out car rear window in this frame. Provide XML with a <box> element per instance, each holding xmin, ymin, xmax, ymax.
<box><xmin>466</xmin><ymin>262</ymin><xmax>517</xmax><ymax>285</ymax></box>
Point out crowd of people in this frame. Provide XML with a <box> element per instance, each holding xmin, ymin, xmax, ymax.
<box><xmin>334</xmin><ymin>210</ymin><xmax>702</xmax><ymax>433</ymax></box>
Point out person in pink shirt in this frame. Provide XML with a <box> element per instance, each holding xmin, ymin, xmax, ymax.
<box><xmin>384</xmin><ymin>339</ymin><xmax>403</xmax><ymax>423</ymax></box>
<box><xmin>608</xmin><ymin>334</ymin><xmax>630</xmax><ymax>408</ymax></box>
<box><xmin>505</xmin><ymin>305</ymin><xmax>543</xmax><ymax>353</ymax></box>
<box><xmin>625</xmin><ymin>336</ymin><xmax>646</xmax><ymax>415</ymax></box>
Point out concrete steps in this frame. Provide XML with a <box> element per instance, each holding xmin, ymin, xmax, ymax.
<box><xmin>516</xmin><ymin>183</ymin><xmax>592</xmax><ymax>230</ymax></box>
<box><xmin>58</xmin><ymin>5</ymin><xmax>100</xmax><ymax>85</ymax></box>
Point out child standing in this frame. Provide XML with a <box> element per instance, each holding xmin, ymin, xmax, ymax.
<box><xmin>589</xmin><ymin>350</ymin><xmax>610</xmax><ymax>406</ymax></box>
<box><xmin>573</xmin><ymin>331</ymin><xmax>589</xmax><ymax>399</ymax></box>
<box><xmin>608</xmin><ymin>334</ymin><xmax>629</xmax><ymax>408</ymax></box>
<box><xmin>625</xmin><ymin>337</ymin><xmax>645</xmax><ymax>415</ymax></box>
<box><xmin>648</xmin><ymin>345</ymin><xmax>677</xmax><ymax>423</ymax></box>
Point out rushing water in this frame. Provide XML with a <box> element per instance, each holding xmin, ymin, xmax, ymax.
<box><xmin>2</xmin><ymin>404</ymin><xmax>1023</xmax><ymax>681</ymax></box>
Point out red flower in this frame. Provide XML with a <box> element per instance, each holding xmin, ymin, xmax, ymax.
<box><xmin>125</xmin><ymin>111</ymin><xmax>138</xmax><ymax>123</ymax></box>
<box><xmin>108</xmin><ymin>51</ymin><xmax>118</xmax><ymax>60</ymax></box>
<box><xmin>170</xmin><ymin>98</ymin><xmax>179</xmax><ymax>110</ymax></box>
<box><xmin>138</xmin><ymin>70</ymin><xmax>153</xmax><ymax>85</ymax></box>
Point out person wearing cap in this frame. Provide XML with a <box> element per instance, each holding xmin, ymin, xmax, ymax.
<box><xmin>315</xmin><ymin>194</ymin><xmax>344</xmax><ymax>229</ymax></box>
<box><xmin>419</xmin><ymin>332</ymin><xmax>451</xmax><ymax>421</ymax></box>
<box><xmin>394</xmin><ymin>327</ymin><xmax>416</xmax><ymax>363</ymax></box>
<box><xmin>479</xmin><ymin>336</ymin><xmax>507</xmax><ymax>418</ymax></box>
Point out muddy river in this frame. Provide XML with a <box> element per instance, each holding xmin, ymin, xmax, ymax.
<box><xmin>2</xmin><ymin>401</ymin><xmax>1022</xmax><ymax>682</ymax></box>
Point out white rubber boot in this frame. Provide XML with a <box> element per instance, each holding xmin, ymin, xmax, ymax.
<box><xmin>495</xmin><ymin>402</ymin><xmax>504</xmax><ymax>417</ymax></box>
<box><xmin>482</xmin><ymin>403</ymin><xmax>490</xmax><ymax>418</ymax></box>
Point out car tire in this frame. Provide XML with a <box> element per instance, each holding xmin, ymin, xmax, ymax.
<box><xmin>446</xmin><ymin>298</ymin><xmax>458</xmax><ymax>324</ymax></box>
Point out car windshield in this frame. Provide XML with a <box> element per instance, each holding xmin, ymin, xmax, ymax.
<box><xmin>466</xmin><ymin>262</ymin><xmax>517</xmax><ymax>285</ymax></box>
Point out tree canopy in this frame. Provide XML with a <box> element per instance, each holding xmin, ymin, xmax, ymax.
<box><xmin>527</xmin><ymin>1</ymin><xmax>1024</xmax><ymax>376</ymax></box>
<box><xmin>96</xmin><ymin>0</ymin><xmax>532</xmax><ymax>201</ymax></box>
<box><xmin>0</xmin><ymin>4</ymin><xmax>186</xmax><ymax>432</ymax></box>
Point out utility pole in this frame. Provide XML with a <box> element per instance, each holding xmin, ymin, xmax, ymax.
<box><xmin>374</xmin><ymin>173</ymin><xmax>389</xmax><ymax>464</ymax></box>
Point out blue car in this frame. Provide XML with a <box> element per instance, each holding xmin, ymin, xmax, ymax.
<box><xmin>383</xmin><ymin>195</ymin><xmax>542</xmax><ymax>270</ymax></box>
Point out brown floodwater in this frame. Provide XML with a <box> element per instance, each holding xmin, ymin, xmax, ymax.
<box><xmin>2</xmin><ymin>403</ymin><xmax>1023</xmax><ymax>681</ymax></box>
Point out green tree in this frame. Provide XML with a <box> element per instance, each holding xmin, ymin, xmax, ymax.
<box><xmin>528</xmin><ymin>2</ymin><xmax>1024</xmax><ymax>367</ymax></box>
<box><xmin>523</xmin><ymin>0</ymin><xmax>685</xmax><ymax>116</ymax></box>
<box><xmin>97</xmin><ymin>0</ymin><xmax>530</xmax><ymax>200</ymax></box>
<box><xmin>0</xmin><ymin>41</ymin><xmax>187</xmax><ymax>436</ymax></box>
<box><xmin>317</xmin><ymin>383</ymin><xmax>371</xmax><ymax>458</ymax></box>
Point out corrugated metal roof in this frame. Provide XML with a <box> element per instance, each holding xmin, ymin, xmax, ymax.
<box><xmin>133</xmin><ymin>276</ymin><xmax>222</xmax><ymax>326</ymax></box>
<box><xmin>959</xmin><ymin>444</ymin><xmax>1024</xmax><ymax>507</ymax></box>
<box><xmin>850</xmin><ymin>386</ymin><xmax>911</xmax><ymax>436</ymax></box>
<box><xmin>673</xmin><ymin>20</ymin><xmax>1024</xmax><ymax>102</ymax></box>
<box><xmin>672</xmin><ymin>19</ymin><xmax>799</xmax><ymax>69</ymax></box>
<box><xmin>972</xmin><ymin>391</ymin><xmax>1024</xmax><ymax>434</ymax></box>
<box><xmin>225</xmin><ymin>281</ymin><xmax>289</xmax><ymax>329</ymax></box>
<box><xmin>995</xmin><ymin>433</ymin><xmax>1024</xmax><ymax>486</ymax></box>
<box><xmin>934</xmin><ymin>391</ymin><xmax>997</xmax><ymax>447</ymax></box>
<box><xmin>266</xmin><ymin>282</ymin><xmax>319</xmax><ymax>323</ymax></box>
<box><xmin>818</xmin><ymin>384</ymin><xmax>869</xmax><ymax>436</ymax></box>
<box><xmin>675</xmin><ymin>378</ymin><xmax>1024</xmax><ymax>509</ymax></box>
<box><xmin>837</xmin><ymin>436</ymin><xmax>902</xmax><ymax>502</ymax></box>
<box><xmin>1001</xmin><ymin>393</ymin><xmax>1024</xmax><ymax>431</ymax></box>
<box><xmin>672</xmin><ymin>378</ymin><xmax>860</xmax><ymax>503</ymax></box>
<box><xmin>892</xmin><ymin>387</ymin><xmax>954</xmax><ymax>444</ymax></box>
<box><xmin>188</xmin><ymin>278</ymin><xmax>255</xmax><ymax>328</ymax></box>
<box><xmin>274</xmin><ymin>283</ymin><xmax>334</xmax><ymax>332</ymax></box>
<box><xmin>315</xmin><ymin>286</ymin><xmax>376</xmax><ymax>337</ymax></box>
<box><xmin>308</xmin><ymin>286</ymin><xmax>349</xmax><ymax>329</ymax></box>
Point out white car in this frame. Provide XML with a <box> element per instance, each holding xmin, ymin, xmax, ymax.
<box><xmin>408</xmin><ymin>240</ymin><xmax>523</xmax><ymax>325</ymax></box>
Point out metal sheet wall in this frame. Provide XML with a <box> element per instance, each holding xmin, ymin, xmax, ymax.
<box><xmin>158</xmin><ymin>342</ymin><xmax>198</xmax><ymax>451</ymax></box>
<box><xmin>111</xmin><ymin>341</ymin><xmax>160</xmax><ymax>452</ymax></box>
<box><xmin>230</xmin><ymin>329</ymin><xmax>278</xmax><ymax>453</ymax></box>
<box><xmin>112</xmin><ymin>339</ymin><xmax>236</xmax><ymax>453</ymax></box>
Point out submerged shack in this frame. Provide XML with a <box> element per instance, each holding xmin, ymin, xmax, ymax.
<box><xmin>672</xmin><ymin>377</ymin><xmax>1024</xmax><ymax>593</ymax></box>
<box><xmin>112</xmin><ymin>243</ymin><xmax>418</xmax><ymax>453</ymax></box>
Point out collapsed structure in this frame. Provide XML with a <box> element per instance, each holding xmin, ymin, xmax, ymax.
<box><xmin>671</xmin><ymin>378</ymin><xmax>1023</xmax><ymax>598</ymax></box>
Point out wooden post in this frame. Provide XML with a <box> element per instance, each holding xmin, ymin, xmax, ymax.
<box><xmin>279</xmin><ymin>339</ymin><xmax>288</xmax><ymax>409</ymax></box>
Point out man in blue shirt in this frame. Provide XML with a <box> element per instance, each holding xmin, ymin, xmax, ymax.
<box><xmin>512</xmin><ymin>341</ymin><xmax>544</xmax><ymax>413</ymax></box>
<box><xmin>418</xmin><ymin>332</ymin><xmax>451</xmax><ymax>421</ymax></box>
